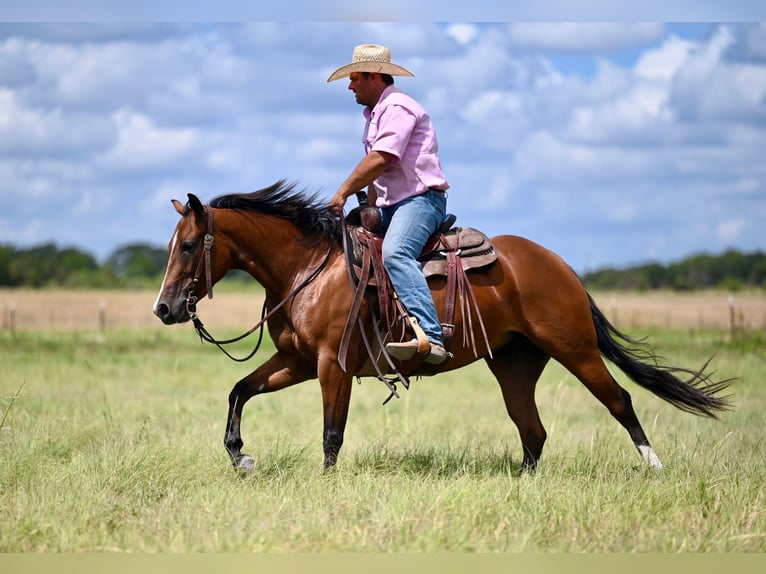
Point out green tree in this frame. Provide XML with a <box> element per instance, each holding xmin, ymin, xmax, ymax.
<box><xmin>3</xmin><ymin>243</ymin><xmax>99</xmax><ymax>287</ymax></box>
<box><xmin>104</xmin><ymin>243</ymin><xmax>168</xmax><ymax>280</ymax></box>
<box><xmin>0</xmin><ymin>244</ymin><xmax>13</xmax><ymax>285</ymax></box>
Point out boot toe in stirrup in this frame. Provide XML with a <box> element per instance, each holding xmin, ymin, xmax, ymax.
<box><xmin>424</xmin><ymin>343</ymin><xmax>448</xmax><ymax>365</ymax></box>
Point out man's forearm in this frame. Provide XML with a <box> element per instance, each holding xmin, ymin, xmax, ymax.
<box><xmin>330</xmin><ymin>150</ymin><xmax>391</xmax><ymax>212</ymax></box>
<box><xmin>338</xmin><ymin>151</ymin><xmax>390</xmax><ymax>198</ymax></box>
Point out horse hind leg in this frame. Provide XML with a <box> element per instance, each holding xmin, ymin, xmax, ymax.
<box><xmin>521</xmin><ymin>284</ymin><xmax>664</xmax><ymax>469</ymax></box>
<box><xmin>485</xmin><ymin>336</ymin><xmax>551</xmax><ymax>474</ymax></box>
<box><xmin>560</xmin><ymin>350</ymin><xmax>664</xmax><ymax>469</ymax></box>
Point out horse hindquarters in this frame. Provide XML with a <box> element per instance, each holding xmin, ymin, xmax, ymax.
<box><xmin>490</xmin><ymin>236</ymin><xmax>661</xmax><ymax>468</ymax></box>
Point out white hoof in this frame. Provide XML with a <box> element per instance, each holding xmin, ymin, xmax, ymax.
<box><xmin>638</xmin><ymin>445</ymin><xmax>664</xmax><ymax>469</ymax></box>
<box><xmin>236</xmin><ymin>454</ymin><xmax>255</xmax><ymax>475</ymax></box>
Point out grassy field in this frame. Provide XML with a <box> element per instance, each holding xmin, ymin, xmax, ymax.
<box><xmin>0</xmin><ymin>290</ymin><xmax>765</xmax><ymax>552</ymax></box>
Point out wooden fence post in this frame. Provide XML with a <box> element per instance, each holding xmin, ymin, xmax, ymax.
<box><xmin>99</xmin><ymin>299</ymin><xmax>107</xmax><ymax>333</ymax></box>
<box><xmin>8</xmin><ymin>301</ymin><xmax>16</xmax><ymax>335</ymax></box>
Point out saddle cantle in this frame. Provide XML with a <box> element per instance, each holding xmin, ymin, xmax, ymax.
<box><xmin>419</xmin><ymin>226</ymin><xmax>497</xmax><ymax>278</ymax></box>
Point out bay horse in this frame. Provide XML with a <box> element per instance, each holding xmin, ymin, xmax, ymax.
<box><xmin>153</xmin><ymin>181</ymin><xmax>731</xmax><ymax>474</ymax></box>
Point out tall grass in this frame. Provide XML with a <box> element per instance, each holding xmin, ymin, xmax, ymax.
<box><xmin>0</xmin><ymin>326</ymin><xmax>763</xmax><ymax>552</ymax></box>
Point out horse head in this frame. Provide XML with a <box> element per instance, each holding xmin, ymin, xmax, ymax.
<box><xmin>153</xmin><ymin>193</ymin><xmax>222</xmax><ymax>324</ymax></box>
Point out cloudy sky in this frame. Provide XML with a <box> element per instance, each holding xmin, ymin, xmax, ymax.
<box><xmin>1</xmin><ymin>17</ymin><xmax>765</xmax><ymax>273</ymax></box>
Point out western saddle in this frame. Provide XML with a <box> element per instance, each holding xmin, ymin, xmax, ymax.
<box><xmin>339</xmin><ymin>199</ymin><xmax>497</xmax><ymax>400</ymax></box>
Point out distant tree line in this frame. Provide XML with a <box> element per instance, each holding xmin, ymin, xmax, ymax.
<box><xmin>1</xmin><ymin>242</ymin><xmax>764</xmax><ymax>291</ymax></box>
<box><xmin>581</xmin><ymin>249</ymin><xmax>766</xmax><ymax>291</ymax></box>
<box><xmin>0</xmin><ymin>243</ymin><xmax>168</xmax><ymax>288</ymax></box>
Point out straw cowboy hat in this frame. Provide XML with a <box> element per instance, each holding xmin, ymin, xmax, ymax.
<box><xmin>327</xmin><ymin>44</ymin><xmax>415</xmax><ymax>82</ymax></box>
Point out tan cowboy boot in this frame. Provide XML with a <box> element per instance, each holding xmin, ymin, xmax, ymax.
<box><xmin>385</xmin><ymin>316</ymin><xmax>448</xmax><ymax>365</ymax></box>
<box><xmin>385</xmin><ymin>339</ymin><xmax>448</xmax><ymax>365</ymax></box>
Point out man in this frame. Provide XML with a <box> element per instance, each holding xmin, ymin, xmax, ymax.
<box><xmin>327</xmin><ymin>44</ymin><xmax>450</xmax><ymax>365</ymax></box>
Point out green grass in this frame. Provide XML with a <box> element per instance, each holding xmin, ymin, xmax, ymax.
<box><xmin>1</xmin><ymin>325</ymin><xmax>764</xmax><ymax>552</ymax></box>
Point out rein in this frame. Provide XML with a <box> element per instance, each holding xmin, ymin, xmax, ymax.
<box><xmin>185</xmin><ymin>205</ymin><xmax>335</xmax><ymax>362</ymax></box>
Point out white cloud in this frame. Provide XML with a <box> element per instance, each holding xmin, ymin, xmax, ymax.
<box><xmin>717</xmin><ymin>219</ymin><xmax>746</xmax><ymax>242</ymax></box>
<box><xmin>506</xmin><ymin>22</ymin><xmax>664</xmax><ymax>52</ymax></box>
<box><xmin>634</xmin><ymin>35</ymin><xmax>694</xmax><ymax>80</ymax></box>
<box><xmin>0</xmin><ymin>89</ymin><xmax>54</xmax><ymax>148</ymax></box>
<box><xmin>463</xmin><ymin>91</ymin><xmax>524</xmax><ymax>125</ymax></box>
<box><xmin>99</xmin><ymin>109</ymin><xmax>201</xmax><ymax>170</ymax></box>
<box><xmin>0</xmin><ymin>88</ymin><xmax>109</xmax><ymax>157</ymax></box>
<box><xmin>741</xmin><ymin>22</ymin><xmax>766</xmax><ymax>59</ymax></box>
<box><xmin>445</xmin><ymin>23</ymin><xmax>478</xmax><ymax>46</ymax></box>
<box><xmin>669</xmin><ymin>26</ymin><xmax>766</xmax><ymax>122</ymax></box>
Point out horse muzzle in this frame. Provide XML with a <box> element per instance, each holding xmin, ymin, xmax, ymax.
<box><xmin>153</xmin><ymin>294</ymin><xmax>192</xmax><ymax>325</ymax></box>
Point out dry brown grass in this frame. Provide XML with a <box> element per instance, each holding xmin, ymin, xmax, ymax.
<box><xmin>0</xmin><ymin>287</ymin><xmax>265</xmax><ymax>332</ymax></box>
<box><xmin>590</xmin><ymin>290</ymin><xmax>766</xmax><ymax>331</ymax></box>
<box><xmin>1</xmin><ymin>287</ymin><xmax>764</xmax><ymax>333</ymax></box>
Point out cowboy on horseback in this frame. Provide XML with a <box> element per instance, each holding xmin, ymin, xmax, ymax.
<box><xmin>327</xmin><ymin>44</ymin><xmax>450</xmax><ymax>365</ymax></box>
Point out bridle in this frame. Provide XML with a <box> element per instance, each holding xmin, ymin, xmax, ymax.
<box><xmin>184</xmin><ymin>204</ymin><xmax>335</xmax><ymax>362</ymax></box>
<box><xmin>185</xmin><ymin>205</ymin><xmax>216</xmax><ymax>319</ymax></box>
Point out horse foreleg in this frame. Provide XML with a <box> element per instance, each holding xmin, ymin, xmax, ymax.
<box><xmin>317</xmin><ymin>357</ymin><xmax>354</xmax><ymax>470</ymax></box>
<box><xmin>224</xmin><ymin>351</ymin><xmax>313</xmax><ymax>474</ymax></box>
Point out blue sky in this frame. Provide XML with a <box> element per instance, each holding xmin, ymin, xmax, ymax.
<box><xmin>1</xmin><ymin>16</ymin><xmax>765</xmax><ymax>273</ymax></box>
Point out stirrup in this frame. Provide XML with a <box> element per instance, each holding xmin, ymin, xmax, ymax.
<box><xmin>407</xmin><ymin>316</ymin><xmax>431</xmax><ymax>355</ymax></box>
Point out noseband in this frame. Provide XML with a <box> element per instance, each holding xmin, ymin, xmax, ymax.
<box><xmin>185</xmin><ymin>205</ymin><xmax>216</xmax><ymax>320</ymax></box>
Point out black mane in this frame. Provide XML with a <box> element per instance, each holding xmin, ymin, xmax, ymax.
<box><xmin>209</xmin><ymin>180</ymin><xmax>341</xmax><ymax>243</ymax></box>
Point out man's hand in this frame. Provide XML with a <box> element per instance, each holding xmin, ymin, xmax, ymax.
<box><xmin>328</xmin><ymin>190</ymin><xmax>348</xmax><ymax>216</ymax></box>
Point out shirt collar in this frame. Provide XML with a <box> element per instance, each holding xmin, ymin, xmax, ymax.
<box><xmin>363</xmin><ymin>84</ymin><xmax>397</xmax><ymax>120</ymax></box>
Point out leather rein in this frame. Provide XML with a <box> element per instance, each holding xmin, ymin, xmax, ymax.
<box><xmin>185</xmin><ymin>205</ymin><xmax>334</xmax><ymax>362</ymax></box>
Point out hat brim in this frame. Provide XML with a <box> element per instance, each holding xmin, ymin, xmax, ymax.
<box><xmin>326</xmin><ymin>61</ymin><xmax>415</xmax><ymax>82</ymax></box>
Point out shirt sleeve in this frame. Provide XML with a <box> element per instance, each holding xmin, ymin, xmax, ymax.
<box><xmin>368</xmin><ymin>104</ymin><xmax>417</xmax><ymax>160</ymax></box>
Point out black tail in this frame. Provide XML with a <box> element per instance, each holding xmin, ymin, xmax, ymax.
<box><xmin>588</xmin><ymin>294</ymin><xmax>733</xmax><ymax>418</ymax></box>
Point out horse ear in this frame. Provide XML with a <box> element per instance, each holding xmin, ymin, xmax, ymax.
<box><xmin>187</xmin><ymin>193</ymin><xmax>206</xmax><ymax>219</ymax></box>
<box><xmin>172</xmin><ymin>199</ymin><xmax>186</xmax><ymax>216</ymax></box>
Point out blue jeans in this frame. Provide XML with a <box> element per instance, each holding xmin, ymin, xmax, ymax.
<box><xmin>380</xmin><ymin>190</ymin><xmax>447</xmax><ymax>345</ymax></box>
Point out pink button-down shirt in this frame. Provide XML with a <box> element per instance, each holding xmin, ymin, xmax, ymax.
<box><xmin>363</xmin><ymin>85</ymin><xmax>449</xmax><ymax>207</ymax></box>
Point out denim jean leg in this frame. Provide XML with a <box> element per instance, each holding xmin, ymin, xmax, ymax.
<box><xmin>381</xmin><ymin>191</ymin><xmax>447</xmax><ymax>345</ymax></box>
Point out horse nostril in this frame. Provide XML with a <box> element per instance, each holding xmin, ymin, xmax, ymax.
<box><xmin>154</xmin><ymin>302</ymin><xmax>170</xmax><ymax>319</ymax></box>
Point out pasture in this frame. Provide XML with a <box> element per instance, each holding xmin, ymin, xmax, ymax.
<box><xmin>1</xmin><ymin>288</ymin><xmax>765</xmax><ymax>552</ymax></box>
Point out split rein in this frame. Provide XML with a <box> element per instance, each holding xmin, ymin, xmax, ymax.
<box><xmin>185</xmin><ymin>205</ymin><xmax>334</xmax><ymax>362</ymax></box>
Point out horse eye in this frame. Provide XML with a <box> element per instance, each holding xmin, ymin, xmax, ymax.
<box><xmin>181</xmin><ymin>240</ymin><xmax>195</xmax><ymax>253</ymax></box>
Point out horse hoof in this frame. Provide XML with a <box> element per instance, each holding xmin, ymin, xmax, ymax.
<box><xmin>236</xmin><ymin>454</ymin><xmax>255</xmax><ymax>475</ymax></box>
